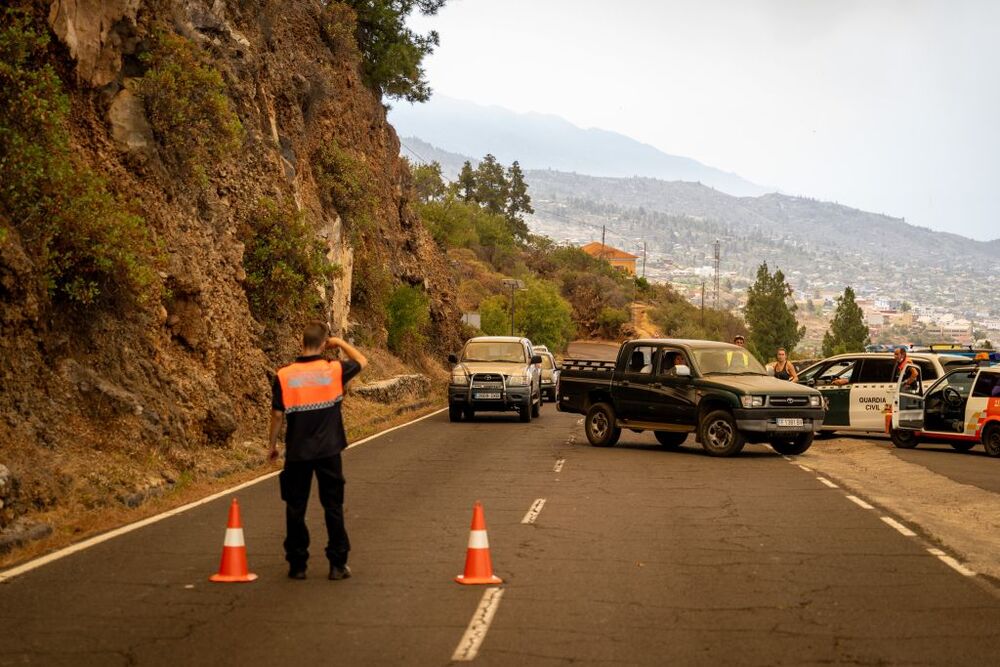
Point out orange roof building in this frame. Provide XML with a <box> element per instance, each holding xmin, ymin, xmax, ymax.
<box><xmin>580</xmin><ymin>242</ymin><xmax>639</xmax><ymax>275</ymax></box>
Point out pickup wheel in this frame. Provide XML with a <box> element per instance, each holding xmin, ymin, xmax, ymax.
<box><xmin>585</xmin><ymin>403</ymin><xmax>621</xmax><ymax>447</ymax></box>
<box><xmin>982</xmin><ymin>423</ymin><xmax>1000</xmax><ymax>457</ymax></box>
<box><xmin>770</xmin><ymin>433</ymin><xmax>814</xmax><ymax>456</ymax></box>
<box><xmin>449</xmin><ymin>405</ymin><xmax>463</xmax><ymax>422</ymax></box>
<box><xmin>519</xmin><ymin>402</ymin><xmax>532</xmax><ymax>423</ymax></box>
<box><xmin>654</xmin><ymin>431</ymin><xmax>687</xmax><ymax>449</ymax></box>
<box><xmin>889</xmin><ymin>429</ymin><xmax>919</xmax><ymax>449</ymax></box>
<box><xmin>949</xmin><ymin>441</ymin><xmax>975</xmax><ymax>452</ymax></box>
<box><xmin>699</xmin><ymin>410</ymin><xmax>746</xmax><ymax>457</ymax></box>
<box><xmin>463</xmin><ymin>407</ymin><xmax>475</xmax><ymax>421</ymax></box>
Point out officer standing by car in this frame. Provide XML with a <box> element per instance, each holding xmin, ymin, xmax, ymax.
<box><xmin>268</xmin><ymin>322</ymin><xmax>368</xmax><ymax>581</ymax></box>
<box><xmin>892</xmin><ymin>347</ymin><xmax>920</xmax><ymax>392</ymax></box>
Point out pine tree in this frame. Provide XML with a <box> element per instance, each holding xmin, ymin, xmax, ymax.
<box><xmin>505</xmin><ymin>160</ymin><xmax>533</xmax><ymax>241</ymax></box>
<box><xmin>822</xmin><ymin>286</ymin><xmax>870</xmax><ymax>356</ymax></box>
<box><xmin>472</xmin><ymin>154</ymin><xmax>508</xmax><ymax>216</ymax></box>
<box><xmin>744</xmin><ymin>262</ymin><xmax>804</xmax><ymax>360</ymax></box>
<box><xmin>456</xmin><ymin>161</ymin><xmax>476</xmax><ymax>201</ymax></box>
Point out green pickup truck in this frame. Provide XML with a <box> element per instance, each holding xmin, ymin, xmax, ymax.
<box><xmin>558</xmin><ymin>339</ymin><xmax>826</xmax><ymax>456</ymax></box>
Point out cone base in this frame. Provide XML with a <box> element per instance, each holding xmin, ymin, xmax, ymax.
<box><xmin>454</xmin><ymin>574</ymin><xmax>503</xmax><ymax>585</ymax></box>
<box><xmin>209</xmin><ymin>573</ymin><xmax>258</xmax><ymax>583</ymax></box>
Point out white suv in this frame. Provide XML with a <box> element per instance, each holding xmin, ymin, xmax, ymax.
<box><xmin>797</xmin><ymin>352</ymin><xmax>971</xmax><ymax>434</ymax></box>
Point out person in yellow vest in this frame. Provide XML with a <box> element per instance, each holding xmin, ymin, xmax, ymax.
<box><xmin>268</xmin><ymin>322</ymin><xmax>368</xmax><ymax>580</ymax></box>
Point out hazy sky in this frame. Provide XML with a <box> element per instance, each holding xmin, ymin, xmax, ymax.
<box><xmin>407</xmin><ymin>0</ymin><xmax>1000</xmax><ymax>241</ymax></box>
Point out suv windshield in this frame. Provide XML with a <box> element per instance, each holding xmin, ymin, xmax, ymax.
<box><xmin>539</xmin><ymin>355</ymin><xmax>554</xmax><ymax>369</ymax></box>
<box><xmin>462</xmin><ymin>341</ymin><xmax>526</xmax><ymax>363</ymax></box>
<box><xmin>692</xmin><ymin>348</ymin><xmax>767</xmax><ymax>375</ymax></box>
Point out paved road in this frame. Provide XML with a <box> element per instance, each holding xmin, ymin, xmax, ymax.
<box><xmin>1</xmin><ymin>407</ymin><xmax>998</xmax><ymax>665</ymax></box>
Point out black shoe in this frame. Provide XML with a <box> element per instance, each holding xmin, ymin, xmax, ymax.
<box><xmin>328</xmin><ymin>564</ymin><xmax>352</xmax><ymax>581</ymax></box>
<box><xmin>288</xmin><ymin>566</ymin><xmax>307</xmax><ymax>580</ymax></box>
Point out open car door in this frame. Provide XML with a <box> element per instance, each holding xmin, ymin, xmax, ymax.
<box><xmin>892</xmin><ymin>364</ymin><xmax>925</xmax><ymax>430</ymax></box>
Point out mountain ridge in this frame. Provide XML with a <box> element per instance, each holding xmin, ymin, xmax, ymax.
<box><xmin>390</xmin><ymin>96</ymin><xmax>769</xmax><ymax>197</ymax></box>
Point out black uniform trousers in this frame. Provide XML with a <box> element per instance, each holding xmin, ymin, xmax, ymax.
<box><xmin>279</xmin><ymin>454</ymin><xmax>350</xmax><ymax>568</ymax></box>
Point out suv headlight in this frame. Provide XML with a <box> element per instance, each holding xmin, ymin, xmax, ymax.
<box><xmin>809</xmin><ymin>395</ymin><xmax>821</xmax><ymax>407</ymax></box>
<box><xmin>740</xmin><ymin>395</ymin><xmax>764</xmax><ymax>408</ymax></box>
<box><xmin>451</xmin><ymin>373</ymin><xmax>469</xmax><ymax>386</ymax></box>
<box><xmin>506</xmin><ymin>375</ymin><xmax>529</xmax><ymax>386</ymax></box>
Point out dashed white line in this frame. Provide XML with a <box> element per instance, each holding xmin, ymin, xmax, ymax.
<box><xmin>521</xmin><ymin>498</ymin><xmax>547</xmax><ymax>524</ymax></box>
<box><xmin>845</xmin><ymin>495</ymin><xmax>875</xmax><ymax>510</ymax></box>
<box><xmin>553</xmin><ymin>459</ymin><xmax>565</xmax><ymax>473</ymax></box>
<box><xmin>927</xmin><ymin>548</ymin><xmax>976</xmax><ymax>577</ymax></box>
<box><xmin>452</xmin><ymin>587</ymin><xmax>504</xmax><ymax>661</ymax></box>
<box><xmin>797</xmin><ymin>464</ymin><xmax>813</xmax><ymax>472</ymax></box>
<box><xmin>816</xmin><ymin>476</ymin><xmax>839</xmax><ymax>488</ymax></box>
<box><xmin>782</xmin><ymin>455</ymin><xmax>794</xmax><ymax>461</ymax></box>
<box><xmin>881</xmin><ymin>516</ymin><xmax>917</xmax><ymax>537</ymax></box>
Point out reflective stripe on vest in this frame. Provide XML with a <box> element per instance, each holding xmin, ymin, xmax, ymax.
<box><xmin>277</xmin><ymin>360</ymin><xmax>344</xmax><ymax>413</ymax></box>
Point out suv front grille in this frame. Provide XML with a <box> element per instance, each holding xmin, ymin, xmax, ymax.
<box><xmin>767</xmin><ymin>395</ymin><xmax>810</xmax><ymax>407</ymax></box>
<box><xmin>471</xmin><ymin>373</ymin><xmax>504</xmax><ymax>390</ymax></box>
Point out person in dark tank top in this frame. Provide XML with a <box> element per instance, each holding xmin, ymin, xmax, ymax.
<box><xmin>772</xmin><ymin>347</ymin><xmax>798</xmax><ymax>382</ymax></box>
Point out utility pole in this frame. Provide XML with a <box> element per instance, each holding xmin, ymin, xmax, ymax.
<box><xmin>641</xmin><ymin>240</ymin><xmax>646</xmax><ymax>279</ymax></box>
<box><xmin>701</xmin><ymin>281</ymin><xmax>706</xmax><ymax>331</ymax></box>
<box><xmin>713</xmin><ymin>239</ymin><xmax>720</xmax><ymax>309</ymax></box>
<box><xmin>501</xmin><ymin>279</ymin><xmax>525</xmax><ymax>336</ymax></box>
<box><xmin>600</xmin><ymin>225</ymin><xmax>606</xmax><ymax>260</ymax></box>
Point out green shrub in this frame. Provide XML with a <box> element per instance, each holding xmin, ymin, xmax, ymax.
<box><xmin>242</xmin><ymin>197</ymin><xmax>340</xmax><ymax>321</ymax></box>
<box><xmin>0</xmin><ymin>9</ymin><xmax>158</xmax><ymax>306</ymax></box>
<box><xmin>387</xmin><ymin>284</ymin><xmax>430</xmax><ymax>357</ymax></box>
<box><xmin>350</xmin><ymin>246</ymin><xmax>392</xmax><ymax>327</ymax></box>
<box><xmin>314</xmin><ymin>140</ymin><xmax>376</xmax><ymax>242</ymax></box>
<box><xmin>477</xmin><ymin>278</ymin><xmax>575</xmax><ymax>352</ymax></box>
<box><xmin>596</xmin><ymin>307</ymin><xmax>630</xmax><ymax>337</ymax></box>
<box><xmin>139</xmin><ymin>31</ymin><xmax>243</xmax><ymax>181</ymax></box>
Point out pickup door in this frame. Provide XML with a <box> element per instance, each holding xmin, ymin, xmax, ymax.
<box><xmin>617</xmin><ymin>344</ymin><xmax>696</xmax><ymax>427</ymax></box>
<box><xmin>616</xmin><ymin>344</ymin><xmax>663</xmax><ymax>422</ymax></box>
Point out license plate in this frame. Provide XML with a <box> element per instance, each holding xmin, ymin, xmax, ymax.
<box><xmin>475</xmin><ymin>392</ymin><xmax>501</xmax><ymax>400</ymax></box>
<box><xmin>776</xmin><ymin>418</ymin><xmax>804</xmax><ymax>427</ymax></box>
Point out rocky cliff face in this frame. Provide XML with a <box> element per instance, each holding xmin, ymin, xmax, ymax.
<box><xmin>0</xmin><ymin>0</ymin><xmax>460</xmax><ymax>540</ymax></box>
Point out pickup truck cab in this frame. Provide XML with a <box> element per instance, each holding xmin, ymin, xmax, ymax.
<box><xmin>558</xmin><ymin>339</ymin><xmax>825</xmax><ymax>456</ymax></box>
<box><xmin>890</xmin><ymin>363</ymin><xmax>1000</xmax><ymax>456</ymax></box>
<box><xmin>448</xmin><ymin>336</ymin><xmax>543</xmax><ymax>423</ymax></box>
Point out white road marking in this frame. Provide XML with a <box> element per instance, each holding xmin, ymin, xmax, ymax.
<box><xmin>553</xmin><ymin>459</ymin><xmax>565</xmax><ymax>473</ymax></box>
<box><xmin>521</xmin><ymin>498</ymin><xmax>547</xmax><ymax>524</ymax></box>
<box><xmin>927</xmin><ymin>548</ymin><xmax>976</xmax><ymax>577</ymax></box>
<box><xmin>575</xmin><ymin>418</ymin><xmax>584</xmax><ymax>426</ymax></box>
<box><xmin>817</xmin><ymin>476</ymin><xmax>839</xmax><ymax>488</ymax></box>
<box><xmin>452</xmin><ymin>587</ymin><xmax>504</xmax><ymax>662</ymax></box>
<box><xmin>881</xmin><ymin>516</ymin><xmax>917</xmax><ymax>537</ymax></box>
<box><xmin>782</xmin><ymin>455</ymin><xmax>794</xmax><ymax>461</ymax></box>
<box><xmin>797</xmin><ymin>464</ymin><xmax>813</xmax><ymax>472</ymax></box>
<box><xmin>846</xmin><ymin>495</ymin><xmax>875</xmax><ymax>510</ymax></box>
<box><xmin>0</xmin><ymin>406</ymin><xmax>449</xmax><ymax>584</ymax></box>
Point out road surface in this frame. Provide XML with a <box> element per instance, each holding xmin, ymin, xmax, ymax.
<box><xmin>1</xmin><ymin>406</ymin><xmax>998</xmax><ymax>665</ymax></box>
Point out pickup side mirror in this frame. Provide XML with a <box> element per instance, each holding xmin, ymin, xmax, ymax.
<box><xmin>674</xmin><ymin>364</ymin><xmax>691</xmax><ymax>377</ymax></box>
<box><xmin>530</xmin><ymin>355</ymin><xmax>543</xmax><ymax>365</ymax></box>
<box><xmin>448</xmin><ymin>354</ymin><xmax>458</xmax><ymax>364</ymax></box>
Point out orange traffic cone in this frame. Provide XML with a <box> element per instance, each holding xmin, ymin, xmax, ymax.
<box><xmin>455</xmin><ymin>501</ymin><xmax>502</xmax><ymax>585</ymax></box>
<box><xmin>209</xmin><ymin>498</ymin><xmax>258</xmax><ymax>583</ymax></box>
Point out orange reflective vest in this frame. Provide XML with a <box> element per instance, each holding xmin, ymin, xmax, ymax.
<box><xmin>277</xmin><ymin>359</ymin><xmax>344</xmax><ymax>414</ymax></box>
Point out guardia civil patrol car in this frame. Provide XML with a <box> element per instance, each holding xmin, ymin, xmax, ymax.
<box><xmin>797</xmin><ymin>352</ymin><xmax>970</xmax><ymax>434</ymax></box>
<box><xmin>891</xmin><ymin>363</ymin><xmax>1000</xmax><ymax>456</ymax></box>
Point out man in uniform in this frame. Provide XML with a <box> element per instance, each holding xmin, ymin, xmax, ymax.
<box><xmin>892</xmin><ymin>347</ymin><xmax>920</xmax><ymax>392</ymax></box>
<box><xmin>268</xmin><ymin>322</ymin><xmax>368</xmax><ymax>580</ymax></box>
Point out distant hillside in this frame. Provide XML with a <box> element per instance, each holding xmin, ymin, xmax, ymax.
<box><xmin>398</xmin><ymin>140</ymin><xmax>999</xmax><ymax>317</ymax></box>
<box><xmin>390</xmin><ymin>96</ymin><xmax>768</xmax><ymax>197</ymax></box>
